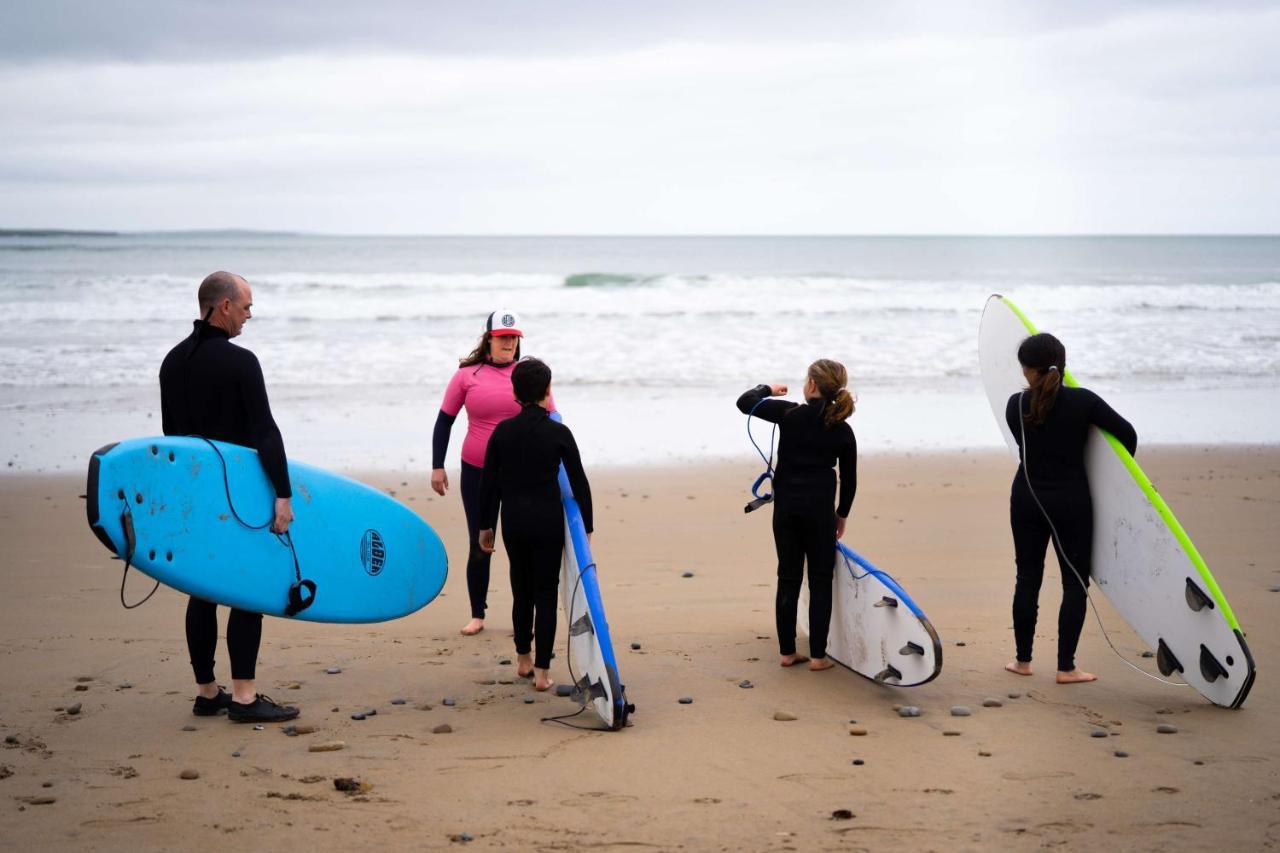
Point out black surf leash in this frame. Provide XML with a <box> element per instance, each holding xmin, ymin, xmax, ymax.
<box><xmin>743</xmin><ymin>397</ymin><xmax>776</xmax><ymax>513</ymax></box>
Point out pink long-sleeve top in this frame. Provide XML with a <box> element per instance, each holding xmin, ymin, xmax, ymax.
<box><xmin>439</xmin><ymin>361</ymin><xmax>557</xmax><ymax>468</ymax></box>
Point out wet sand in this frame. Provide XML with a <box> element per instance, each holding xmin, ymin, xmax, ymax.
<box><xmin>1</xmin><ymin>448</ymin><xmax>1278</xmax><ymax>851</ymax></box>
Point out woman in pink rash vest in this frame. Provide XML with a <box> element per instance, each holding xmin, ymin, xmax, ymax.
<box><xmin>431</xmin><ymin>310</ymin><xmax>556</xmax><ymax>636</ymax></box>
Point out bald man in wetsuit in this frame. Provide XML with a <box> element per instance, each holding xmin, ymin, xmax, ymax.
<box><xmin>158</xmin><ymin>271</ymin><xmax>300</xmax><ymax>724</ymax></box>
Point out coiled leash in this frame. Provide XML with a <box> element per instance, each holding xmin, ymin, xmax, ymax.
<box><xmin>743</xmin><ymin>397</ymin><xmax>776</xmax><ymax>513</ymax></box>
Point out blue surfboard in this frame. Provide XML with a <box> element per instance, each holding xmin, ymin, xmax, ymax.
<box><xmin>550</xmin><ymin>413</ymin><xmax>632</xmax><ymax>730</ymax></box>
<box><xmin>86</xmin><ymin>437</ymin><xmax>448</xmax><ymax>623</ymax></box>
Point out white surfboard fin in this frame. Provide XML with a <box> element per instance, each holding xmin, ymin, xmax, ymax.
<box><xmin>874</xmin><ymin>665</ymin><xmax>903</xmax><ymax>682</ymax></box>
<box><xmin>1155</xmin><ymin>638</ymin><xmax>1184</xmax><ymax>677</ymax></box>
<box><xmin>874</xmin><ymin>596</ymin><xmax>898</xmax><ymax>608</ymax></box>
<box><xmin>572</xmin><ymin>674</ymin><xmax>609</xmax><ymax>703</ymax></box>
<box><xmin>899</xmin><ymin>641</ymin><xmax>924</xmax><ymax>656</ymax></box>
<box><xmin>1199</xmin><ymin>645</ymin><xmax>1229</xmax><ymax>682</ymax></box>
<box><xmin>1184</xmin><ymin>578</ymin><xmax>1215</xmax><ymax>612</ymax></box>
<box><xmin>568</xmin><ymin>612</ymin><xmax>594</xmax><ymax>637</ymax></box>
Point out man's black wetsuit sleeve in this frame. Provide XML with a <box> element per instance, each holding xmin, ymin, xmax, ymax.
<box><xmin>560</xmin><ymin>427</ymin><xmax>593</xmax><ymax>534</ymax></box>
<box><xmin>239</xmin><ymin>353</ymin><xmax>292</xmax><ymax>498</ymax></box>
<box><xmin>1089</xmin><ymin>392</ymin><xmax>1138</xmax><ymax>456</ymax></box>
<box><xmin>432</xmin><ymin>410</ymin><xmax>456</xmax><ymax>469</ymax></box>
<box><xmin>736</xmin><ymin>384</ymin><xmax>795</xmax><ymax>422</ymax></box>
<box><xmin>837</xmin><ymin>429</ymin><xmax>857</xmax><ymax>518</ymax></box>
<box><xmin>478</xmin><ymin>426</ymin><xmax>502</xmax><ymax>531</ymax></box>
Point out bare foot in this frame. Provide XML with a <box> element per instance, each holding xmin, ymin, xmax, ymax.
<box><xmin>533</xmin><ymin>669</ymin><xmax>554</xmax><ymax>691</ymax></box>
<box><xmin>809</xmin><ymin>657</ymin><xmax>835</xmax><ymax>671</ymax></box>
<box><xmin>460</xmin><ymin>618</ymin><xmax>484</xmax><ymax>636</ymax></box>
<box><xmin>1056</xmin><ymin>669</ymin><xmax>1097</xmax><ymax>684</ymax></box>
<box><xmin>1004</xmin><ymin>661</ymin><xmax>1033</xmax><ymax>676</ymax></box>
<box><xmin>516</xmin><ymin>653</ymin><xmax>534</xmax><ymax>679</ymax></box>
<box><xmin>780</xmin><ymin>654</ymin><xmax>810</xmax><ymax>668</ymax></box>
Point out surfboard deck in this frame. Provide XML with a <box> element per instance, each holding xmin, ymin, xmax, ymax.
<box><xmin>978</xmin><ymin>294</ymin><xmax>1255</xmax><ymax>708</ymax></box>
<box><xmin>798</xmin><ymin>542</ymin><xmax>943</xmax><ymax>686</ymax></box>
<box><xmin>551</xmin><ymin>413</ymin><xmax>631</xmax><ymax>730</ymax></box>
<box><xmin>86</xmin><ymin>437</ymin><xmax>448</xmax><ymax>623</ymax></box>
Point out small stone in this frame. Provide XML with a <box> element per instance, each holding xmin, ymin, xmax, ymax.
<box><xmin>75</xmin><ymin>676</ymin><xmax>93</xmax><ymax>683</ymax></box>
<box><xmin>1157</xmin><ymin>724</ymin><xmax>1178</xmax><ymax>734</ymax></box>
<box><xmin>433</xmin><ymin>724</ymin><xmax>453</xmax><ymax>734</ymax></box>
<box><xmin>65</xmin><ymin>703</ymin><xmax>82</xmax><ymax>716</ymax></box>
<box><xmin>5</xmin><ymin>735</ymin><xmax>19</xmax><ymax>744</ymax></box>
<box><xmin>41</xmin><ymin>782</ymin><xmax>52</xmax><ymax>788</ymax></box>
<box><xmin>1115</xmin><ymin>750</ymin><xmax>1129</xmax><ymax>758</ymax></box>
<box><xmin>499</xmin><ymin>659</ymin><xmax>512</xmax><ymax>665</ymax></box>
<box><xmin>848</xmin><ymin>726</ymin><xmax>867</xmax><ymax>736</ymax></box>
<box><xmin>955</xmin><ymin>641</ymin><xmax>967</xmax><ymax>647</ymax></box>
<box><xmin>293</xmin><ymin>725</ymin><xmax>317</xmax><ymax>735</ymax></box>
<box><xmin>950</xmin><ymin>706</ymin><xmax>971</xmax><ymax>717</ymax></box>
<box><xmin>325</xmin><ymin>667</ymin><xmax>342</xmax><ymax>675</ymax></box>
<box><xmin>27</xmin><ymin>797</ymin><xmax>56</xmax><ymax>805</ymax></box>
<box><xmin>831</xmin><ymin>809</ymin><xmax>854</xmax><ymax>820</ymax></box>
<box><xmin>773</xmin><ymin>711</ymin><xmax>797</xmax><ymax>722</ymax></box>
<box><xmin>523</xmin><ymin>697</ymin><xmax>534</xmax><ymax>704</ymax></box>
<box><xmin>554</xmin><ymin>684</ymin><xmax>573</xmax><ymax>698</ymax></box>
<box><xmin>681</xmin><ymin>572</ymin><xmax>694</xmax><ymax>578</ymax></box>
<box><xmin>943</xmin><ymin>730</ymin><xmax>961</xmax><ymax>736</ymax></box>
<box><xmin>391</xmin><ymin>698</ymin><xmax>406</xmax><ymax>705</ymax></box>
<box><xmin>1091</xmin><ymin>730</ymin><xmax>1108</xmax><ymax>738</ymax></box>
<box><xmin>450</xmin><ymin>833</ymin><xmax>475</xmax><ymax>843</ymax></box>
<box><xmin>851</xmin><ymin>759</ymin><xmax>865</xmax><ymax>766</ymax></box>
<box><xmin>1194</xmin><ymin>760</ymin><xmax>1205</xmax><ymax>766</ymax></box>
<box><xmin>182</xmin><ymin>725</ymin><xmax>197</xmax><ymax>732</ymax></box>
<box><xmin>678</xmin><ymin>697</ymin><xmax>694</xmax><ymax>705</ymax></box>
<box><xmin>231</xmin><ymin>751</ymin><xmax>241</xmax><ymax>758</ymax></box>
<box><xmin>253</xmin><ymin>725</ymin><xmax>264</xmax><ymax>731</ymax></box>
<box><xmin>351</xmin><ymin>713</ymin><xmax>366</xmax><ymax>721</ymax></box>
<box><xmin>309</xmin><ymin>741</ymin><xmax>346</xmax><ymax>752</ymax></box>
<box><xmin>1141</xmin><ymin>650</ymin><xmax>1155</xmax><ymax>658</ymax></box>
<box><xmin>118</xmin><ymin>683</ymin><xmax>132</xmax><ymax>690</ymax></box>
<box><xmin>179</xmin><ymin>769</ymin><xmax>200</xmax><ymax>780</ymax></box>
<box><xmin>442</xmin><ymin>698</ymin><xmax>457</xmax><ymax>707</ymax></box>
<box><xmin>1270</xmin><ymin>586</ymin><xmax>1280</xmax><ymax>593</ymax></box>
<box><xmin>630</xmin><ymin>643</ymin><xmax>641</xmax><ymax>650</ymax></box>
<box><xmin>739</xmin><ymin>680</ymin><xmax>753</xmax><ymax>689</ymax></box>
<box><xmin>1007</xmin><ymin>692</ymin><xmax>1022</xmax><ymax>699</ymax></box>
<box><xmin>897</xmin><ymin>706</ymin><xmax>920</xmax><ymax>718</ymax></box>
<box><xmin>366</xmin><ymin>709</ymin><xmax>377</xmax><ymax>716</ymax></box>
<box><xmin>333</xmin><ymin>777</ymin><xmax>363</xmax><ymax>792</ymax></box>
<box><xmin>983</xmin><ymin>698</ymin><xmax>1003</xmax><ymax>708</ymax></box>
<box><xmin>74</xmin><ymin>684</ymin><xmax>89</xmax><ymax>692</ymax></box>
<box><xmin>978</xmin><ymin>750</ymin><xmax>992</xmax><ymax>757</ymax></box>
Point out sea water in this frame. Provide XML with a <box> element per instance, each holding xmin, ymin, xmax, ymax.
<box><xmin>2</xmin><ymin>233</ymin><xmax>1277</xmax><ymax>471</ymax></box>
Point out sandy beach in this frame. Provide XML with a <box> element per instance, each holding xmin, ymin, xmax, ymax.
<box><xmin>1</xmin><ymin>447</ymin><xmax>1278</xmax><ymax>851</ymax></box>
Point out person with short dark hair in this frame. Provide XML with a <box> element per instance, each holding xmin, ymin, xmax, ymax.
<box><xmin>476</xmin><ymin>358</ymin><xmax>591</xmax><ymax>691</ymax></box>
<box><xmin>158</xmin><ymin>271</ymin><xmax>300</xmax><ymax>724</ymax></box>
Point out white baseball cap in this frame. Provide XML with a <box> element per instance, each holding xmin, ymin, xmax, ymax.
<box><xmin>486</xmin><ymin>309</ymin><xmax>523</xmax><ymax>337</ymax></box>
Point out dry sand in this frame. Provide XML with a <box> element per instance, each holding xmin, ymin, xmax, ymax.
<box><xmin>1</xmin><ymin>448</ymin><xmax>1278</xmax><ymax>851</ymax></box>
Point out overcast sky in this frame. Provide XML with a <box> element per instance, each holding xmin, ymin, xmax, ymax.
<box><xmin>2</xmin><ymin>1</ymin><xmax>1277</xmax><ymax>234</ymax></box>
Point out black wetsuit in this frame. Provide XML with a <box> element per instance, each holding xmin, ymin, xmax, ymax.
<box><xmin>737</xmin><ymin>385</ymin><xmax>857</xmax><ymax>659</ymax></box>
<box><xmin>478</xmin><ymin>405</ymin><xmax>592</xmax><ymax>670</ymax></box>
<box><xmin>432</xmin><ymin>410</ymin><xmax>491</xmax><ymax>621</ymax></box>
<box><xmin>1005</xmin><ymin>385</ymin><xmax>1137</xmax><ymax>672</ymax></box>
<box><xmin>159</xmin><ymin>320</ymin><xmax>291</xmax><ymax>683</ymax></box>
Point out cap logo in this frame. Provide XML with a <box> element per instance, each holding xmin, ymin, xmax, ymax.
<box><xmin>501</xmin><ymin>314</ymin><xmax>516</xmax><ymax>328</ymax></box>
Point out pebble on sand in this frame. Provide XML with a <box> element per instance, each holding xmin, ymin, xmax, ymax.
<box><xmin>739</xmin><ymin>680</ymin><xmax>754</xmax><ymax>689</ymax></box>
<box><xmin>678</xmin><ymin>697</ymin><xmax>694</xmax><ymax>705</ymax></box>
<box><xmin>978</xmin><ymin>750</ymin><xmax>992</xmax><ymax>757</ymax></box>
<box><xmin>1007</xmin><ymin>692</ymin><xmax>1022</xmax><ymax>699</ymax></box>
<box><xmin>391</xmin><ymin>698</ymin><xmax>406</xmax><ymax>705</ymax></box>
<box><xmin>1141</xmin><ymin>651</ymin><xmax>1155</xmax><ymax>658</ymax></box>
<box><xmin>74</xmin><ymin>684</ymin><xmax>89</xmax><ymax>692</ymax></box>
<box><xmin>773</xmin><ymin>711</ymin><xmax>797</xmax><ymax>721</ymax></box>
<box><xmin>309</xmin><ymin>741</ymin><xmax>346</xmax><ymax>752</ymax></box>
<box><xmin>74</xmin><ymin>676</ymin><xmax>93</xmax><ymax>683</ymax></box>
<box><xmin>848</xmin><ymin>726</ymin><xmax>867</xmax><ymax>736</ymax></box>
<box><xmin>65</xmin><ymin>703</ymin><xmax>82</xmax><ymax>716</ymax></box>
<box><xmin>351</xmin><ymin>713</ymin><xmax>366</xmax><ymax>721</ymax></box>
<box><xmin>851</xmin><ymin>759</ymin><xmax>865</xmax><ymax>766</ymax></box>
<box><xmin>955</xmin><ymin>641</ymin><xmax>967</xmax><ymax>647</ymax></box>
<box><xmin>681</xmin><ymin>572</ymin><xmax>694</xmax><ymax>578</ymax></box>
<box><xmin>179</xmin><ymin>769</ymin><xmax>200</xmax><ymax>780</ymax></box>
<box><xmin>630</xmin><ymin>643</ymin><xmax>642</xmax><ymax>650</ymax></box>
<box><xmin>983</xmin><ymin>698</ymin><xmax>1003</xmax><ymax>708</ymax></box>
<box><xmin>831</xmin><ymin>809</ymin><xmax>854</xmax><ymax>820</ymax></box>
<box><xmin>433</xmin><ymin>724</ymin><xmax>453</xmax><ymax>734</ymax></box>
<box><xmin>1157</xmin><ymin>724</ymin><xmax>1179</xmax><ymax>734</ymax></box>
<box><xmin>325</xmin><ymin>667</ymin><xmax>342</xmax><ymax>675</ymax></box>
<box><xmin>27</xmin><ymin>797</ymin><xmax>56</xmax><ymax>805</ymax></box>
<box><xmin>523</xmin><ymin>697</ymin><xmax>534</xmax><ymax>704</ymax></box>
<box><xmin>499</xmin><ymin>659</ymin><xmax>512</xmax><ymax>665</ymax></box>
<box><xmin>943</xmin><ymin>731</ymin><xmax>962</xmax><ymax>736</ymax></box>
<box><xmin>1115</xmin><ymin>751</ymin><xmax>1129</xmax><ymax>758</ymax></box>
<box><xmin>554</xmin><ymin>684</ymin><xmax>573</xmax><ymax>698</ymax></box>
<box><xmin>1091</xmin><ymin>730</ymin><xmax>1109</xmax><ymax>738</ymax></box>
<box><xmin>897</xmin><ymin>706</ymin><xmax>921</xmax><ymax>718</ymax></box>
<box><xmin>950</xmin><ymin>706</ymin><xmax>971</xmax><ymax>717</ymax></box>
<box><xmin>182</xmin><ymin>725</ymin><xmax>197</xmax><ymax>732</ymax></box>
<box><xmin>442</xmin><ymin>698</ymin><xmax>457</xmax><ymax>707</ymax></box>
<box><xmin>4</xmin><ymin>735</ymin><xmax>18</xmax><ymax>744</ymax></box>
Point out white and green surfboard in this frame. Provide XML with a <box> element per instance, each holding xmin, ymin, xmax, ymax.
<box><xmin>978</xmin><ymin>294</ymin><xmax>1255</xmax><ymax>709</ymax></box>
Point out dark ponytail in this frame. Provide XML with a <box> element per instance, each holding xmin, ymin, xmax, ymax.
<box><xmin>1017</xmin><ymin>333</ymin><xmax>1066</xmax><ymax>427</ymax></box>
<box><xmin>807</xmin><ymin>359</ymin><xmax>855</xmax><ymax>428</ymax></box>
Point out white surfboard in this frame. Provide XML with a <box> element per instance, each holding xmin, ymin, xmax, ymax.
<box><xmin>799</xmin><ymin>543</ymin><xmax>943</xmax><ymax>686</ymax></box>
<box><xmin>978</xmin><ymin>294</ymin><xmax>1255</xmax><ymax>708</ymax></box>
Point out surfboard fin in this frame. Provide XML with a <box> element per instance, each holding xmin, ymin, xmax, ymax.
<box><xmin>572</xmin><ymin>674</ymin><xmax>608</xmax><ymax>703</ymax></box>
<box><xmin>1155</xmin><ymin>638</ymin><xmax>1183</xmax><ymax>677</ymax></box>
<box><xmin>1184</xmin><ymin>578</ymin><xmax>1215</xmax><ymax>612</ymax></box>
<box><xmin>875</xmin><ymin>665</ymin><xmax>903</xmax><ymax>683</ymax></box>
<box><xmin>1199</xmin><ymin>645</ymin><xmax>1229</xmax><ymax>682</ymax></box>
<box><xmin>874</xmin><ymin>596</ymin><xmax>898</xmax><ymax>608</ymax></box>
<box><xmin>568</xmin><ymin>612</ymin><xmax>594</xmax><ymax>637</ymax></box>
<box><xmin>899</xmin><ymin>642</ymin><xmax>924</xmax><ymax>656</ymax></box>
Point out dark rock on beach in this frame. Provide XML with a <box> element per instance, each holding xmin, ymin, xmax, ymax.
<box><xmin>678</xmin><ymin>697</ymin><xmax>694</xmax><ymax>705</ymax></box>
<box><xmin>1157</xmin><ymin>724</ymin><xmax>1179</xmax><ymax>734</ymax></box>
<box><xmin>442</xmin><ymin>698</ymin><xmax>457</xmax><ymax>707</ymax></box>
<box><xmin>554</xmin><ymin>684</ymin><xmax>572</xmax><ymax>698</ymax></box>
<box><xmin>64</xmin><ymin>703</ymin><xmax>82</xmax><ymax>716</ymax></box>
<box><xmin>433</xmin><ymin>724</ymin><xmax>453</xmax><ymax>734</ymax></box>
<box><xmin>950</xmin><ymin>706</ymin><xmax>971</xmax><ymax>717</ymax></box>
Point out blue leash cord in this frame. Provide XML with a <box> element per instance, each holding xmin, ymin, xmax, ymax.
<box><xmin>744</xmin><ymin>398</ymin><xmax>777</xmax><ymax>513</ymax></box>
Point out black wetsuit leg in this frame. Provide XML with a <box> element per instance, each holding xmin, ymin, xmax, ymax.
<box><xmin>226</xmin><ymin>608</ymin><xmax>263</xmax><ymax>681</ymax></box>
<box><xmin>802</xmin><ymin>513</ymin><xmax>836</xmax><ymax>660</ymax></box>
<box><xmin>772</xmin><ymin>506</ymin><xmax>836</xmax><ymax>658</ymax></box>
<box><xmin>1010</xmin><ymin>479</ymin><xmax>1092</xmax><ymax>671</ymax></box>
<box><xmin>186</xmin><ymin>596</ymin><xmax>219</xmax><ymax>685</ymax></box>
<box><xmin>459</xmin><ymin>460</ymin><xmax>492</xmax><ymax>620</ymax></box>
<box><xmin>504</xmin><ymin>528</ymin><xmax>562</xmax><ymax>670</ymax></box>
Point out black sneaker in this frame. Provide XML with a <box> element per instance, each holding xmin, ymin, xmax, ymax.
<box><xmin>227</xmin><ymin>694</ymin><xmax>300</xmax><ymax>724</ymax></box>
<box><xmin>192</xmin><ymin>687</ymin><xmax>232</xmax><ymax>717</ymax></box>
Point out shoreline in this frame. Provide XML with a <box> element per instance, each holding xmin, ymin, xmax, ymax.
<box><xmin>3</xmin><ymin>448</ymin><xmax>1278</xmax><ymax>849</ymax></box>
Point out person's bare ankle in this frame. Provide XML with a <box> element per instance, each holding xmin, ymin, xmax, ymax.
<box><xmin>196</xmin><ymin>682</ymin><xmax>220</xmax><ymax>700</ymax></box>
